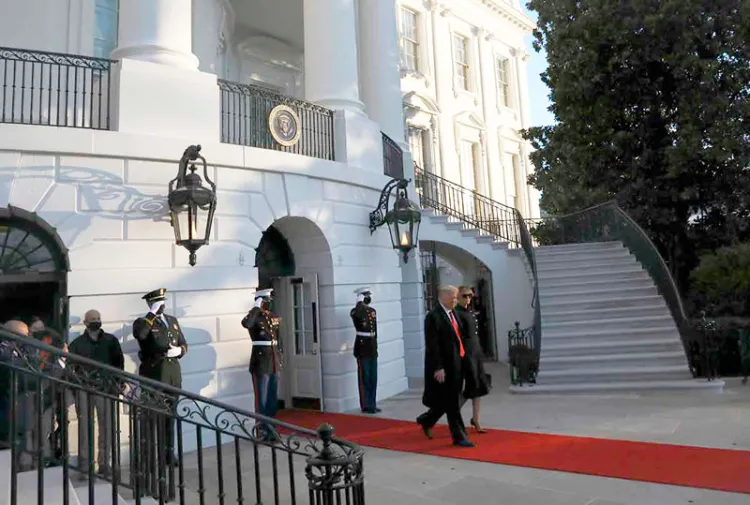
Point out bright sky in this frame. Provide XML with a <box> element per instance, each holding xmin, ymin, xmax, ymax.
<box><xmin>521</xmin><ymin>5</ymin><xmax>555</xmax><ymax>127</ymax></box>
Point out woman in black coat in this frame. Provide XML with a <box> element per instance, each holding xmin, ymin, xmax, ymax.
<box><xmin>455</xmin><ymin>286</ymin><xmax>491</xmax><ymax>433</ymax></box>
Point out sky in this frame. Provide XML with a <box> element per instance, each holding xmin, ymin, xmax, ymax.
<box><xmin>521</xmin><ymin>5</ymin><xmax>555</xmax><ymax>127</ymax></box>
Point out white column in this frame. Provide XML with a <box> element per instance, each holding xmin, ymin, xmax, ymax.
<box><xmin>358</xmin><ymin>0</ymin><xmax>405</xmax><ymax>143</ymax></box>
<box><xmin>111</xmin><ymin>0</ymin><xmax>198</xmax><ymax>70</ymax></box>
<box><xmin>303</xmin><ymin>0</ymin><xmax>364</xmax><ymax>112</ymax></box>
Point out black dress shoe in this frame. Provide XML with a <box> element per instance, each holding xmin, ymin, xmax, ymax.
<box><xmin>453</xmin><ymin>439</ymin><xmax>475</xmax><ymax>448</ymax></box>
<box><xmin>416</xmin><ymin>419</ymin><xmax>433</xmax><ymax>440</ymax></box>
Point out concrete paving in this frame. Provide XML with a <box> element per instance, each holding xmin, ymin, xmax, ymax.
<box><xmin>180</xmin><ymin>361</ymin><xmax>750</xmax><ymax>505</ymax></box>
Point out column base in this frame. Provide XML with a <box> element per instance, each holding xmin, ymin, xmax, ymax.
<box><xmin>111</xmin><ymin>44</ymin><xmax>199</xmax><ymax>70</ymax></box>
<box><xmin>111</xmin><ymin>59</ymin><xmax>220</xmax><ymax>142</ymax></box>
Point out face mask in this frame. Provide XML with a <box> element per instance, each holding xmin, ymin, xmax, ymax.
<box><xmin>86</xmin><ymin>322</ymin><xmax>102</xmax><ymax>332</ymax></box>
<box><xmin>156</xmin><ymin>305</ymin><xmax>165</xmax><ymax>315</ymax></box>
<box><xmin>363</xmin><ymin>296</ymin><xmax>372</xmax><ymax>305</ymax></box>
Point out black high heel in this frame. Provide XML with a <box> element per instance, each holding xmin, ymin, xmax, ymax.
<box><xmin>470</xmin><ymin>418</ymin><xmax>487</xmax><ymax>434</ymax></box>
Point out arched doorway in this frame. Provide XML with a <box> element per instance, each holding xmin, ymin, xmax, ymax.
<box><xmin>419</xmin><ymin>240</ymin><xmax>497</xmax><ymax>359</ymax></box>
<box><xmin>255</xmin><ymin>217</ymin><xmax>333</xmax><ymax>412</ymax></box>
<box><xmin>0</xmin><ymin>205</ymin><xmax>69</xmax><ymax>335</ymax></box>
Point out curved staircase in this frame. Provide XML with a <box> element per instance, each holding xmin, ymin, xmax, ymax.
<box><xmin>414</xmin><ymin>167</ymin><xmax>724</xmax><ymax>395</ymax></box>
<box><xmin>511</xmin><ymin>241</ymin><xmax>724</xmax><ymax>394</ymax></box>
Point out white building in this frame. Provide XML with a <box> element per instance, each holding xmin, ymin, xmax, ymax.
<box><xmin>394</xmin><ymin>0</ymin><xmax>540</xmax><ymax>359</ymax></box>
<box><xmin>397</xmin><ymin>0</ymin><xmax>541</xmax><ymax>219</ymax></box>
<box><xmin>0</xmin><ymin>0</ymin><xmax>541</xmax><ymax>420</ymax></box>
<box><xmin>0</xmin><ymin>0</ymin><xmax>431</xmax><ymax>416</ymax></box>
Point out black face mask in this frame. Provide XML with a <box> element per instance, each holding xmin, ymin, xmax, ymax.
<box><xmin>155</xmin><ymin>305</ymin><xmax>165</xmax><ymax>315</ymax></box>
<box><xmin>261</xmin><ymin>300</ymin><xmax>272</xmax><ymax>311</ymax></box>
<box><xmin>86</xmin><ymin>322</ymin><xmax>102</xmax><ymax>332</ymax></box>
<box><xmin>363</xmin><ymin>296</ymin><xmax>372</xmax><ymax>305</ymax></box>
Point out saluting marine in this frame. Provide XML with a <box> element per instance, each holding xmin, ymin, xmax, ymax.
<box><xmin>132</xmin><ymin>288</ymin><xmax>187</xmax><ymax>479</ymax></box>
<box><xmin>351</xmin><ymin>287</ymin><xmax>380</xmax><ymax>414</ymax></box>
<box><xmin>242</xmin><ymin>288</ymin><xmax>282</xmax><ymax>441</ymax></box>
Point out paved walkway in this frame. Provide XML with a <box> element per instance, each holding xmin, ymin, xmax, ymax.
<box><xmin>357</xmin><ymin>362</ymin><xmax>750</xmax><ymax>505</ymax></box>
<box><xmin>180</xmin><ymin>362</ymin><xmax>749</xmax><ymax>505</ymax></box>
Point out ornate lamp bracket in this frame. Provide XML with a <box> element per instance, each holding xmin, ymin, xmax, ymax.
<box><xmin>369</xmin><ymin>178</ymin><xmax>410</xmax><ymax>234</ymax></box>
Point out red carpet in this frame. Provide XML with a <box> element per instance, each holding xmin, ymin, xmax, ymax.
<box><xmin>278</xmin><ymin>410</ymin><xmax>750</xmax><ymax>494</ymax></box>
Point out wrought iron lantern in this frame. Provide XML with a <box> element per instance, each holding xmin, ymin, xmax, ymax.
<box><xmin>369</xmin><ymin>178</ymin><xmax>421</xmax><ymax>263</ymax></box>
<box><xmin>168</xmin><ymin>145</ymin><xmax>217</xmax><ymax>266</ymax></box>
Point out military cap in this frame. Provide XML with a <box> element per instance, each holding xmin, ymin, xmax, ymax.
<box><xmin>142</xmin><ymin>288</ymin><xmax>167</xmax><ymax>303</ymax></box>
<box><xmin>252</xmin><ymin>288</ymin><xmax>274</xmax><ymax>299</ymax></box>
<box><xmin>354</xmin><ymin>286</ymin><xmax>372</xmax><ymax>296</ymax></box>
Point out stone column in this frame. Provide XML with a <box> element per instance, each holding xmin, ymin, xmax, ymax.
<box><xmin>109</xmin><ymin>0</ymin><xmax>219</xmax><ymax>140</ymax></box>
<box><xmin>303</xmin><ymin>0</ymin><xmax>364</xmax><ymax>113</ymax></box>
<box><xmin>358</xmin><ymin>0</ymin><xmax>406</xmax><ymax>144</ymax></box>
<box><xmin>111</xmin><ymin>0</ymin><xmax>198</xmax><ymax>70</ymax></box>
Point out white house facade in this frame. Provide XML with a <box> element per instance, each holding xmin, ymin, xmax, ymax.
<box><xmin>397</xmin><ymin>0</ymin><xmax>541</xmax><ymax>218</ymax></box>
<box><xmin>0</xmin><ymin>0</ymin><xmax>430</xmax><ymax>419</ymax></box>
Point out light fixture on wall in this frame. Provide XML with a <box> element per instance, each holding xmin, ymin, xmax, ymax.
<box><xmin>369</xmin><ymin>178</ymin><xmax>421</xmax><ymax>263</ymax></box>
<box><xmin>167</xmin><ymin>145</ymin><xmax>217</xmax><ymax>266</ymax></box>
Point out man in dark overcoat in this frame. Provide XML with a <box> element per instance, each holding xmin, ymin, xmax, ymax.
<box><xmin>416</xmin><ymin>285</ymin><xmax>474</xmax><ymax>447</ymax></box>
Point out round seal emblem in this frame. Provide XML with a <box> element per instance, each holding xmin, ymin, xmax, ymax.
<box><xmin>268</xmin><ymin>105</ymin><xmax>302</xmax><ymax>147</ymax></box>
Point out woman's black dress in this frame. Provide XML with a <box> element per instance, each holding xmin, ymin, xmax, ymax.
<box><xmin>455</xmin><ymin>305</ymin><xmax>491</xmax><ymax>399</ymax></box>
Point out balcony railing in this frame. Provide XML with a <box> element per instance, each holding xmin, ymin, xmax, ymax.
<box><xmin>382</xmin><ymin>133</ymin><xmax>404</xmax><ymax>179</ymax></box>
<box><xmin>218</xmin><ymin>79</ymin><xmax>335</xmax><ymax>161</ymax></box>
<box><xmin>0</xmin><ymin>47</ymin><xmax>113</xmax><ymax>130</ymax></box>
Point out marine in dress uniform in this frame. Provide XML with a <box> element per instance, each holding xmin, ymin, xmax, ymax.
<box><xmin>242</xmin><ymin>288</ymin><xmax>282</xmax><ymax>441</ymax></box>
<box><xmin>351</xmin><ymin>287</ymin><xmax>380</xmax><ymax>414</ymax></box>
<box><xmin>132</xmin><ymin>288</ymin><xmax>187</xmax><ymax>499</ymax></box>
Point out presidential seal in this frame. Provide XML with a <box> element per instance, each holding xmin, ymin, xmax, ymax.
<box><xmin>268</xmin><ymin>104</ymin><xmax>301</xmax><ymax>147</ymax></box>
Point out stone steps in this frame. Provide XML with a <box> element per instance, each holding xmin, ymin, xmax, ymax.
<box><xmin>526</xmin><ymin>240</ymin><xmax>722</xmax><ymax>394</ymax></box>
<box><xmin>536</xmin><ymin>364</ymin><xmax>692</xmax><ymax>384</ymax></box>
<box><xmin>510</xmin><ymin>379</ymin><xmax>726</xmax><ymax>395</ymax></box>
<box><xmin>540</xmin><ymin>350</ymin><xmax>688</xmax><ymax>371</ymax></box>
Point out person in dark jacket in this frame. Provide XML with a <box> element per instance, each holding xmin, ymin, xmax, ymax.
<box><xmin>0</xmin><ymin>320</ymin><xmax>30</xmax><ymax>452</ymax></box>
<box><xmin>456</xmin><ymin>286</ymin><xmax>491</xmax><ymax>433</ymax></box>
<box><xmin>351</xmin><ymin>286</ymin><xmax>380</xmax><ymax>413</ymax></box>
<box><xmin>69</xmin><ymin>309</ymin><xmax>124</xmax><ymax>478</ymax></box>
<box><xmin>242</xmin><ymin>288</ymin><xmax>282</xmax><ymax>441</ymax></box>
<box><xmin>416</xmin><ymin>285</ymin><xmax>474</xmax><ymax>447</ymax></box>
<box><xmin>132</xmin><ymin>288</ymin><xmax>187</xmax><ymax>478</ymax></box>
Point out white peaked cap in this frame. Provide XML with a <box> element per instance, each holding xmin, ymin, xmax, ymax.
<box><xmin>354</xmin><ymin>286</ymin><xmax>372</xmax><ymax>295</ymax></box>
<box><xmin>252</xmin><ymin>288</ymin><xmax>274</xmax><ymax>299</ymax></box>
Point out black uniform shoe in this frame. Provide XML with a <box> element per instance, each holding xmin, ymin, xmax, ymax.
<box><xmin>452</xmin><ymin>439</ymin><xmax>475</xmax><ymax>448</ymax></box>
<box><xmin>416</xmin><ymin>418</ymin><xmax>433</xmax><ymax>440</ymax></box>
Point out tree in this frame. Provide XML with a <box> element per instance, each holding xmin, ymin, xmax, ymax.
<box><xmin>524</xmin><ymin>0</ymin><xmax>750</xmax><ymax>287</ymax></box>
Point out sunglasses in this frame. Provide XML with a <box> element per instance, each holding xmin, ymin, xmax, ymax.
<box><xmin>461</xmin><ymin>294</ymin><xmax>473</xmax><ymax>298</ymax></box>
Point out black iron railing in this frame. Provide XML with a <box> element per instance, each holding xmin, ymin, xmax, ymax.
<box><xmin>0</xmin><ymin>47</ymin><xmax>113</xmax><ymax>130</ymax></box>
<box><xmin>527</xmin><ymin>201</ymin><xmax>697</xmax><ymax>368</ymax></box>
<box><xmin>218</xmin><ymin>79</ymin><xmax>335</xmax><ymax>161</ymax></box>
<box><xmin>382</xmin><ymin>133</ymin><xmax>404</xmax><ymax>179</ymax></box>
<box><xmin>0</xmin><ymin>328</ymin><xmax>365</xmax><ymax>505</ymax></box>
<box><xmin>414</xmin><ymin>164</ymin><xmax>542</xmax><ymax>362</ymax></box>
<box><xmin>508</xmin><ymin>322</ymin><xmax>538</xmax><ymax>386</ymax></box>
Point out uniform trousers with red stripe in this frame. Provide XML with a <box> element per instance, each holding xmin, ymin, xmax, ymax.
<box><xmin>356</xmin><ymin>359</ymin><xmax>378</xmax><ymax>411</ymax></box>
<box><xmin>252</xmin><ymin>373</ymin><xmax>279</xmax><ymax>438</ymax></box>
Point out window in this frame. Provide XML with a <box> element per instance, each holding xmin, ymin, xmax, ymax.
<box><xmin>94</xmin><ymin>0</ymin><xmax>119</xmax><ymax>59</ymax></box>
<box><xmin>400</xmin><ymin>8</ymin><xmax>419</xmax><ymax>72</ymax></box>
<box><xmin>496</xmin><ymin>57</ymin><xmax>511</xmax><ymax>107</ymax></box>
<box><xmin>453</xmin><ymin>35</ymin><xmax>469</xmax><ymax>91</ymax></box>
<box><xmin>408</xmin><ymin>127</ymin><xmax>431</xmax><ymax>171</ymax></box>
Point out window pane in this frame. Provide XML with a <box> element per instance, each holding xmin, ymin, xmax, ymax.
<box><xmin>94</xmin><ymin>0</ymin><xmax>118</xmax><ymax>59</ymax></box>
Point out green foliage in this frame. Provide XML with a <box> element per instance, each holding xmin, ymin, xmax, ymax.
<box><xmin>689</xmin><ymin>244</ymin><xmax>750</xmax><ymax>317</ymax></box>
<box><xmin>523</xmin><ymin>0</ymin><xmax>750</xmax><ymax>286</ymax></box>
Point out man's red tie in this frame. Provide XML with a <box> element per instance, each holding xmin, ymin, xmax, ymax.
<box><xmin>449</xmin><ymin>311</ymin><xmax>466</xmax><ymax>358</ymax></box>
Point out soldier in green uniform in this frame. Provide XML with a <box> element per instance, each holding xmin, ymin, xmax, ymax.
<box><xmin>132</xmin><ymin>288</ymin><xmax>187</xmax><ymax>494</ymax></box>
<box><xmin>351</xmin><ymin>287</ymin><xmax>380</xmax><ymax>414</ymax></box>
<box><xmin>242</xmin><ymin>288</ymin><xmax>282</xmax><ymax>441</ymax></box>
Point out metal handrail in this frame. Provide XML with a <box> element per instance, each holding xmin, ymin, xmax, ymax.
<box><xmin>0</xmin><ymin>46</ymin><xmax>114</xmax><ymax>130</ymax></box>
<box><xmin>413</xmin><ymin>163</ymin><xmax>542</xmax><ymax>359</ymax></box>
<box><xmin>0</xmin><ymin>327</ymin><xmax>364</xmax><ymax>504</ymax></box>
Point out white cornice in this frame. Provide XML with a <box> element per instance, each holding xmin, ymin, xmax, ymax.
<box><xmin>479</xmin><ymin>0</ymin><xmax>536</xmax><ymax>32</ymax></box>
